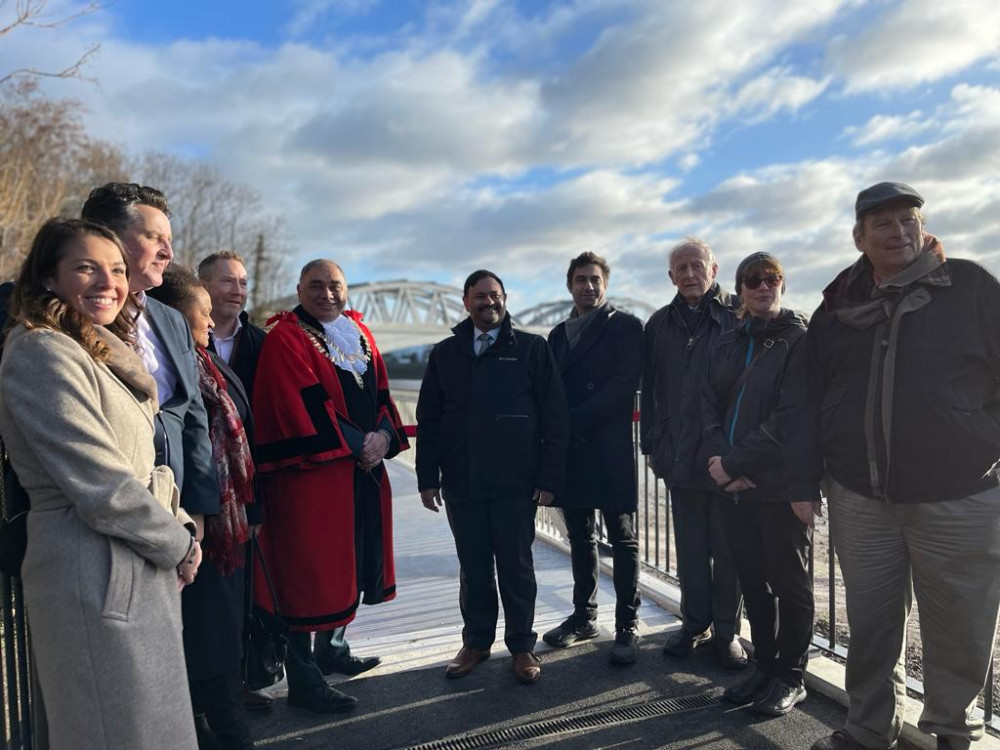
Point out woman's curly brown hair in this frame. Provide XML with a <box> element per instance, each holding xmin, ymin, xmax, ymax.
<box><xmin>6</xmin><ymin>218</ymin><xmax>140</xmax><ymax>361</ymax></box>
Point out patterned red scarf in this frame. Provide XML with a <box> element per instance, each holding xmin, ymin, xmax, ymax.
<box><xmin>196</xmin><ymin>348</ymin><xmax>254</xmax><ymax>574</ymax></box>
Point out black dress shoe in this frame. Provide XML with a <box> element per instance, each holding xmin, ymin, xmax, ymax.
<box><xmin>723</xmin><ymin>668</ymin><xmax>770</xmax><ymax>704</ymax></box>
<box><xmin>662</xmin><ymin>628</ymin><xmax>712</xmax><ymax>657</ymax></box>
<box><xmin>542</xmin><ymin>615</ymin><xmax>599</xmax><ymax>648</ymax></box>
<box><xmin>714</xmin><ymin>637</ymin><xmax>748</xmax><ymax>669</ymax></box>
<box><xmin>287</xmin><ymin>685</ymin><xmax>358</xmax><ymax>714</ymax></box>
<box><xmin>316</xmin><ymin>653</ymin><xmax>382</xmax><ymax>677</ymax></box>
<box><xmin>751</xmin><ymin>677</ymin><xmax>807</xmax><ymax>716</ymax></box>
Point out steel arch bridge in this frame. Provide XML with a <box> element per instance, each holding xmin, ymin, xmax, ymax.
<box><xmin>348</xmin><ymin>280</ymin><xmax>469</xmax><ymax>327</ymax></box>
<box><xmin>264</xmin><ymin>281</ymin><xmax>653</xmax><ymax>352</ymax></box>
<box><xmin>514</xmin><ymin>297</ymin><xmax>657</xmax><ymax>327</ymax></box>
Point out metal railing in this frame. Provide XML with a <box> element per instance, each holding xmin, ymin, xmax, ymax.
<box><xmin>392</xmin><ymin>385</ymin><xmax>998</xmax><ymax>732</ymax></box>
<box><xmin>1</xmin><ymin>571</ymin><xmax>32</xmax><ymax>750</ymax></box>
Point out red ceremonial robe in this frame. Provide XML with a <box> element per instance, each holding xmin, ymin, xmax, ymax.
<box><xmin>251</xmin><ymin>309</ymin><xmax>408</xmax><ymax>631</ymax></box>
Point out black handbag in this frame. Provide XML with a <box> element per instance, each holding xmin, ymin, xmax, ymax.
<box><xmin>245</xmin><ymin>533</ymin><xmax>287</xmax><ymax>691</ymax></box>
<box><xmin>0</xmin><ymin>434</ymin><xmax>30</xmax><ymax>577</ymax></box>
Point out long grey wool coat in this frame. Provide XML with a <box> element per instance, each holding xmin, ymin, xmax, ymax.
<box><xmin>0</xmin><ymin>326</ymin><xmax>198</xmax><ymax>750</ymax></box>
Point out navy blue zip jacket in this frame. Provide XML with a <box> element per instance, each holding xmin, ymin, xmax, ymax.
<box><xmin>699</xmin><ymin>309</ymin><xmax>807</xmax><ymax>503</ymax></box>
<box><xmin>416</xmin><ymin>313</ymin><xmax>569</xmax><ymax>502</ymax></box>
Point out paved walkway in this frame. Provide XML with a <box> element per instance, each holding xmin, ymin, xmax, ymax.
<box><xmin>247</xmin><ymin>460</ymin><xmax>855</xmax><ymax>750</ymax></box>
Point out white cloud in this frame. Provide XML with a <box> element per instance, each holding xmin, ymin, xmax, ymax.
<box><xmin>4</xmin><ymin>0</ymin><xmax>999</xmax><ymax>313</ymax></box>
<box><xmin>843</xmin><ymin>111</ymin><xmax>934</xmax><ymax>146</ymax></box>
<box><xmin>827</xmin><ymin>0</ymin><xmax>1000</xmax><ymax>93</ymax></box>
<box><xmin>285</xmin><ymin>0</ymin><xmax>378</xmax><ymax>38</ymax></box>
<box><xmin>731</xmin><ymin>67</ymin><xmax>831</xmax><ymax>124</ymax></box>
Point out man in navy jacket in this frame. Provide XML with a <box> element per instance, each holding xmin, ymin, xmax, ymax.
<box><xmin>416</xmin><ymin>270</ymin><xmax>568</xmax><ymax>685</ymax></box>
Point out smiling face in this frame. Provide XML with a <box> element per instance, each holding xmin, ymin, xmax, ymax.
<box><xmin>855</xmin><ymin>200</ymin><xmax>925</xmax><ymax>280</ymax></box>
<box><xmin>569</xmin><ymin>263</ymin><xmax>608</xmax><ymax>314</ymax></box>
<box><xmin>180</xmin><ymin>287</ymin><xmax>215</xmax><ymax>349</ymax></box>
<box><xmin>669</xmin><ymin>244</ymin><xmax>718</xmax><ymax>305</ymax></box>
<box><xmin>119</xmin><ymin>204</ymin><xmax>173</xmax><ymax>292</ymax></box>
<box><xmin>202</xmin><ymin>258</ymin><xmax>248</xmax><ymax>325</ymax></box>
<box><xmin>463</xmin><ymin>276</ymin><xmax>506</xmax><ymax>331</ymax></box>
<box><xmin>297</xmin><ymin>261</ymin><xmax>348</xmax><ymax>322</ymax></box>
<box><xmin>47</xmin><ymin>234</ymin><xmax>129</xmax><ymax>326</ymax></box>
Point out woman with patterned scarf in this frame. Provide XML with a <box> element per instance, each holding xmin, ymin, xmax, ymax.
<box><xmin>149</xmin><ymin>265</ymin><xmax>259</xmax><ymax>750</ymax></box>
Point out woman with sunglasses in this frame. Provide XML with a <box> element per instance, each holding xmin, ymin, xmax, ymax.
<box><xmin>699</xmin><ymin>251</ymin><xmax>814</xmax><ymax>717</ymax></box>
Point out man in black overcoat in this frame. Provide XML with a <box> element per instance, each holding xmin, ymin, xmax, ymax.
<box><xmin>542</xmin><ymin>252</ymin><xmax>644</xmax><ymax>664</ymax></box>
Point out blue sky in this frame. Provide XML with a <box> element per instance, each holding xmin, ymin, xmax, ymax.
<box><xmin>4</xmin><ymin>0</ymin><xmax>1000</xmax><ymax>314</ymax></box>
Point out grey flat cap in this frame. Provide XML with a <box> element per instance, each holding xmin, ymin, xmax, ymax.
<box><xmin>855</xmin><ymin>182</ymin><xmax>924</xmax><ymax>220</ymax></box>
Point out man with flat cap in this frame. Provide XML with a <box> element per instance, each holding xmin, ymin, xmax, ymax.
<box><xmin>785</xmin><ymin>183</ymin><xmax>1000</xmax><ymax>750</ymax></box>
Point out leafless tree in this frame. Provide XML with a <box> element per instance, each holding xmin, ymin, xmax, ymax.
<box><xmin>0</xmin><ymin>80</ymin><xmax>125</xmax><ymax>278</ymax></box>
<box><xmin>0</xmin><ymin>0</ymin><xmax>102</xmax><ymax>87</ymax></box>
<box><xmin>130</xmin><ymin>152</ymin><xmax>293</xmax><ymax>314</ymax></box>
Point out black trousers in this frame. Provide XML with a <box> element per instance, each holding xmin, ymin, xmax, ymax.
<box><xmin>563</xmin><ymin>508</ymin><xmax>640</xmax><ymax>627</ymax></box>
<box><xmin>284</xmin><ymin>625</ymin><xmax>351</xmax><ymax>694</ymax></box>
<box><xmin>190</xmin><ymin>671</ymin><xmax>253</xmax><ymax>749</ymax></box>
<box><xmin>720</xmin><ymin>499</ymin><xmax>814</xmax><ymax>687</ymax></box>
<box><xmin>670</xmin><ymin>487</ymin><xmax>743</xmax><ymax>641</ymax></box>
<box><xmin>445</xmin><ymin>495</ymin><xmax>537</xmax><ymax>654</ymax></box>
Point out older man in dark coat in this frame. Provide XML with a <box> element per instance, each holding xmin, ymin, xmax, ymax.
<box><xmin>641</xmin><ymin>237</ymin><xmax>745</xmax><ymax>669</ymax></box>
<box><xmin>542</xmin><ymin>252</ymin><xmax>644</xmax><ymax>664</ymax></box>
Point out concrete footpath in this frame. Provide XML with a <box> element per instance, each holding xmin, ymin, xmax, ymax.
<box><xmin>245</xmin><ymin>461</ymin><xmax>904</xmax><ymax>750</ymax></box>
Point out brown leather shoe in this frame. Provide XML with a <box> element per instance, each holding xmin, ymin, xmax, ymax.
<box><xmin>242</xmin><ymin>686</ymin><xmax>274</xmax><ymax>711</ymax></box>
<box><xmin>512</xmin><ymin>652</ymin><xmax>541</xmax><ymax>684</ymax></box>
<box><xmin>445</xmin><ymin>646</ymin><xmax>490</xmax><ymax>678</ymax></box>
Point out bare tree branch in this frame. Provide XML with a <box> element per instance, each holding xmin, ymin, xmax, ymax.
<box><xmin>0</xmin><ymin>1</ymin><xmax>102</xmax><ymax>85</ymax></box>
<box><xmin>0</xmin><ymin>42</ymin><xmax>98</xmax><ymax>86</ymax></box>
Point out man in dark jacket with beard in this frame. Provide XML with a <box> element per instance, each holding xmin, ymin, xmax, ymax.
<box><xmin>788</xmin><ymin>183</ymin><xmax>1000</xmax><ymax>750</ymax></box>
<box><xmin>416</xmin><ymin>269</ymin><xmax>568</xmax><ymax>685</ymax></box>
<box><xmin>640</xmin><ymin>238</ymin><xmax>746</xmax><ymax>668</ymax></box>
<box><xmin>543</xmin><ymin>252</ymin><xmax>644</xmax><ymax>665</ymax></box>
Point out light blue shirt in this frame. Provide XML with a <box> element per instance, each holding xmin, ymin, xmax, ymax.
<box><xmin>473</xmin><ymin>326</ymin><xmax>499</xmax><ymax>355</ymax></box>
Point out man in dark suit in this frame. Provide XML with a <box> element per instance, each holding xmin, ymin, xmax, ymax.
<box><xmin>82</xmin><ymin>184</ymin><xmax>219</xmax><ymax>529</ymax></box>
<box><xmin>416</xmin><ymin>270</ymin><xmax>568</xmax><ymax>685</ymax></box>
<box><xmin>542</xmin><ymin>252</ymin><xmax>644</xmax><ymax>664</ymax></box>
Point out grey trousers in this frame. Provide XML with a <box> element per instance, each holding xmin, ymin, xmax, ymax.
<box><xmin>828</xmin><ymin>480</ymin><xmax>1000</xmax><ymax>750</ymax></box>
<box><xmin>669</xmin><ymin>487</ymin><xmax>742</xmax><ymax>641</ymax></box>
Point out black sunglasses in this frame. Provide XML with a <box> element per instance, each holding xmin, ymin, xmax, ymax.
<box><xmin>743</xmin><ymin>274</ymin><xmax>782</xmax><ymax>290</ymax></box>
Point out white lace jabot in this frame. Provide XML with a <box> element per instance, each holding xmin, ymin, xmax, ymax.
<box><xmin>320</xmin><ymin>315</ymin><xmax>369</xmax><ymax>378</ymax></box>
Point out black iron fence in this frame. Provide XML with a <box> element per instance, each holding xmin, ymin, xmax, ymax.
<box><xmin>1</xmin><ymin>571</ymin><xmax>32</xmax><ymax>750</ymax></box>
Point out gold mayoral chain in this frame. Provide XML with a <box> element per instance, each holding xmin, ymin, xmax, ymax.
<box><xmin>297</xmin><ymin>318</ymin><xmax>372</xmax><ymax>388</ymax></box>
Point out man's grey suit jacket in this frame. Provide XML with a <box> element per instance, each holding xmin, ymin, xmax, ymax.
<box><xmin>144</xmin><ymin>297</ymin><xmax>220</xmax><ymax>515</ymax></box>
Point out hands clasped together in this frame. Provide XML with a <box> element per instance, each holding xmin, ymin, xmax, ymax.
<box><xmin>707</xmin><ymin>455</ymin><xmax>822</xmax><ymax>528</ymax></box>
<box><xmin>360</xmin><ymin>430</ymin><xmax>391</xmax><ymax>472</ymax></box>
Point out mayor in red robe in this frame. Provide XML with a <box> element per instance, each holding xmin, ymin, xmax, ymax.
<box><xmin>251</xmin><ymin>259</ymin><xmax>408</xmax><ymax>713</ymax></box>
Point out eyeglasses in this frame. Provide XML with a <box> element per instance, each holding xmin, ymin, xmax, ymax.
<box><xmin>743</xmin><ymin>274</ymin><xmax>782</xmax><ymax>290</ymax></box>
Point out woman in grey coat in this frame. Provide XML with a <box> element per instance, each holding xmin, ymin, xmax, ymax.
<box><xmin>0</xmin><ymin>219</ymin><xmax>202</xmax><ymax>750</ymax></box>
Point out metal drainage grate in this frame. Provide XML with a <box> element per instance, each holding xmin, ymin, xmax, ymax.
<box><xmin>398</xmin><ymin>692</ymin><xmax>722</xmax><ymax>750</ymax></box>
